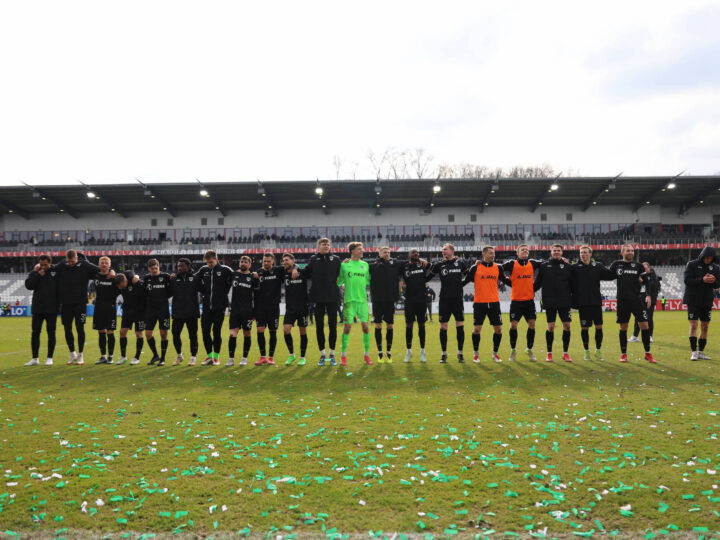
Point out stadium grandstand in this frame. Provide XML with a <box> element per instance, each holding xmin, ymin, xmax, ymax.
<box><xmin>1</xmin><ymin>176</ymin><xmax>719</xmax><ymax>307</ymax></box>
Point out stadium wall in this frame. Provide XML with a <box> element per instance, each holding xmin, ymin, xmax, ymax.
<box><xmin>0</xmin><ymin>205</ymin><xmax>716</xmax><ymax>232</ymax></box>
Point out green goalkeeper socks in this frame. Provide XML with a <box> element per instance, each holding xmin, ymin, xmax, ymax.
<box><xmin>340</xmin><ymin>332</ymin><xmax>371</xmax><ymax>354</ymax></box>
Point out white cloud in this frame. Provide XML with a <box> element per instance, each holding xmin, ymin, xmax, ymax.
<box><xmin>0</xmin><ymin>0</ymin><xmax>719</xmax><ymax>186</ymax></box>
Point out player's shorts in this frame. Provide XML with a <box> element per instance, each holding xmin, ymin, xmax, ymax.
<box><xmin>405</xmin><ymin>299</ymin><xmax>427</xmax><ymax>324</ymax></box>
<box><xmin>284</xmin><ymin>308</ymin><xmax>308</xmax><ymax>328</ymax></box>
<box><xmin>616</xmin><ymin>298</ymin><xmax>648</xmax><ymax>324</ymax></box>
<box><xmin>255</xmin><ymin>304</ymin><xmax>280</xmax><ymax>330</ymax></box>
<box><xmin>92</xmin><ymin>304</ymin><xmax>117</xmax><ymax>331</ymax></box>
<box><xmin>144</xmin><ymin>311</ymin><xmax>171</xmax><ymax>331</ymax></box>
<box><xmin>509</xmin><ymin>300</ymin><xmax>536</xmax><ymax>322</ymax></box>
<box><xmin>229</xmin><ymin>309</ymin><xmax>254</xmax><ymax>331</ymax></box>
<box><xmin>120</xmin><ymin>315</ymin><xmax>145</xmax><ymax>332</ymax></box>
<box><xmin>473</xmin><ymin>302</ymin><xmax>502</xmax><ymax>326</ymax></box>
<box><xmin>687</xmin><ymin>304</ymin><xmax>712</xmax><ymax>322</ymax></box>
<box><xmin>546</xmin><ymin>306</ymin><xmax>572</xmax><ymax>323</ymax></box>
<box><xmin>61</xmin><ymin>303</ymin><xmax>87</xmax><ymax>326</ymax></box>
<box><xmin>372</xmin><ymin>300</ymin><xmax>395</xmax><ymax>324</ymax></box>
<box><xmin>438</xmin><ymin>297</ymin><xmax>464</xmax><ymax>323</ymax></box>
<box><xmin>578</xmin><ymin>305</ymin><xmax>603</xmax><ymax>327</ymax></box>
<box><xmin>343</xmin><ymin>300</ymin><xmax>369</xmax><ymax>323</ymax></box>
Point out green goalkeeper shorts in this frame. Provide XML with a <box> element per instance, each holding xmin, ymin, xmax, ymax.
<box><xmin>342</xmin><ymin>301</ymin><xmax>369</xmax><ymax>323</ymax></box>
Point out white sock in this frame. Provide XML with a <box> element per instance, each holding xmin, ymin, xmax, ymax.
<box><xmin>321</xmin><ymin>349</ymin><xmax>326</xmax><ymax>356</ymax></box>
<box><xmin>420</xmin><ymin>348</ymin><xmax>425</xmax><ymax>353</ymax></box>
<box><xmin>329</xmin><ymin>349</ymin><xmax>335</xmax><ymax>356</ymax></box>
<box><xmin>191</xmin><ymin>356</ymin><xmax>196</xmax><ymax>362</ymax></box>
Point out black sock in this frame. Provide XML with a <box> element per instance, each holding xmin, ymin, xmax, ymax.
<box><xmin>546</xmin><ymin>330</ymin><xmax>554</xmax><ymax>352</ymax></box>
<box><xmin>31</xmin><ymin>330</ymin><xmax>40</xmax><ymax>358</ymax></box>
<box><xmin>99</xmin><ymin>333</ymin><xmax>107</xmax><ymax>355</ymax></box>
<box><xmin>641</xmin><ymin>329</ymin><xmax>651</xmax><ymax>353</ymax></box>
<box><xmin>439</xmin><ymin>328</ymin><xmax>448</xmax><ymax>353</ymax></box>
<box><xmin>699</xmin><ymin>338</ymin><xmax>707</xmax><ymax>351</ymax></box>
<box><xmin>472</xmin><ymin>332</ymin><xmax>480</xmax><ymax>352</ymax></box>
<box><xmin>108</xmin><ymin>334</ymin><xmax>115</xmax><ymax>357</ymax></box>
<box><xmin>509</xmin><ymin>328</ymin><xmax>518</xmax><ymax>349</ymax></box>
<box><xmin>284</xmin><ymin>333</ymin><xmax>294</xmax><ymax>354</ymax></box>
<box><xmin>689</xmin><ymin>336</ymin><xmax>697</xmax><ymax>351</ymax></box>
<box><xmin>619</xmin><ymin>330</ymin><xmax>627</xmax><ymax>354</ymax></box>
<box><xmin>228</xmin><ymin>336</ymin><xmax>237</xmax><ymax>358</ymax></box>
<box><xmin>77</xmin><ymin>327</ymin><xmax>85</xmax><ymax>353</ymax></box>
<box><xmin>48</xmin><ymin>331</ymin><xmax>56</xmax><ymax>358</ymax></box>
<box><xmin>375</xmin><ymin>328</ymin><xmax>382</xmax><ymax>352</ymax></box>
<box><xmin>269</xmin><ymin>331</ymin><xmax>277</xmax><ymax>357</ymax></box>
<box><xmin>386</xmin><ymin>328</ymin><xmax>393</xmax><ymax>354</ymax></box>
<box><xmin>64</xmin><ymin>325</ymin><xmax>75</xmax><ymax>353</ymax></box>
<box><xmin>300</xmin><ymin>334</ymin><xmax>308</xmax><ymax>357</ymax></box>
<box><xmin>418</xmin><ymin>324</ymin><xmax>426</xmax><ymax>348</ymax></box>
<box><xmin>243</xmin><ymin>335</ymin><xmax>251</xmax><ymax>358</ymax></box>
<box><xmin>493</xmin><ymin>332</ymin><xmax>502</xmax><ymax>352</ymax></box>
<box><xmin>595</xmin><ymin>328</ymin><xmax>603</xmax><ymax>350</ymax></box>
<box><xmin>135</xmin><ymin>337</ymin><xmax>144</xmax><ymax>359</ymax></box>
<box><xmin>120</xmin><ymin>336</ymin><xmax>128</xmax><ymax>357</ymax></box>
<box><xmin>527</xmin><ymin>328</ymin><xmax>535</xmax><ymax>349</ymax></box>
<box><xmin>148</xmin><ymin>337</ymin><xmax>158</xmax><ymax>357</ymax></box>
<box><xmin>456</xmin><ymin>326</ymin><xmax>465</xmax><ymax>351</ymax></box>
<box><xmin>562</xmin><ymin>330</ymin><xmax>570</xmax><ymax>353</ymax></box>
<box><xmin>257</xmin><ymin>332</ymin><xmax>266</xmax><ymax>356</ymax></box>
<box><xmin>581</xmin><ymin>328</ymin><xmax>589</xmax><ymax>350</ymax></box>
<box><xmin>160</xmin><ymin>339</ymin><xmax>168</xmax><ymax>360</ymax></box>
<box><xmin>406</xmin><ymin>326</ymin><xmax>413</xmax><ymax>349</ymax></box>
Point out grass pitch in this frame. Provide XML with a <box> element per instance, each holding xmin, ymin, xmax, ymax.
<box><xmin>1</xmin><ymin>311</ymin><xmax>719</xmax><ymax>538</ymax></box>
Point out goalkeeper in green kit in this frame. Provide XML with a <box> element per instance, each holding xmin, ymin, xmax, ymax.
<box><xmin>338</xmin><ymin>241</ymin><xmax>373</xmax><ymax>366</ymax></box>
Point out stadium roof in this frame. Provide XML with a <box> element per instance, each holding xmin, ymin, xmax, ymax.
<box><xmin>1</xmin><ymin>175</ymin><xmax>719</xmax><ymax>220</ymax></box>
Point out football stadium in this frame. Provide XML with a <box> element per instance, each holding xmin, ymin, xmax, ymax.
<box><xmin>2</xmin><ymin>176</ymin><xmax>720</xmax><ymax>538</ymax></box>
<box><xmin>3</xmin><ymin>2</ymin><xmax>720</xmax><ymax>538</ymax></box>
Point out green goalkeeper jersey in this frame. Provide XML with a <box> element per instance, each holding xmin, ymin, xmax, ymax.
<box><xmin>337</xmin><ymin>259</ymin><xmax>370</xmax><ymax>303</ymax></box>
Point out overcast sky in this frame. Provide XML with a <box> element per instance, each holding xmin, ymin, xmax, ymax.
<box><xmin>1</xmin><ymin>0</ymin><xmax>719</xmax><ymax>186</ymax></box>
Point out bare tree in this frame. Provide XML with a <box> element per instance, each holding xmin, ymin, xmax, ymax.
<box><xmin>506</xmin><ymin>164</ymin><xmax>557</xmax><ymax>178</ymax></box>
<box><xmin>435</xmin><ymin>162</ymin><xmax>562</xmax><ymax>179</ymax></box>
<box><xmin>385</xmin><ymin>148</ymin><xmax>410</xmax><ymax>179</ymax></box>
<box><xmin>333</xmin><ymin>155</ymin><xmax>343</xmax><ymax>180</ymax></box>
<box><xmin>410</xmin><ymin>148</ymin><xmax>435</xmax><ymax>179</ymax></box>
<box><xmin>366</xmin><ymin>148</ymin><xmax>387</xmax><ymax>179</ymax></box>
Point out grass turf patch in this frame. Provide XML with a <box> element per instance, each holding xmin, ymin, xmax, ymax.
<box><xmin>1</xmin><ymin>311</ymin><xmax>719</xmax><ymax>537</ymax></box>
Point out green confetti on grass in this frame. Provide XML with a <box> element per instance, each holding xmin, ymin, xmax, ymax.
<box><xmin>417</xmin><ymin>521</ymin><xmax>426</xmax><ymax>530</ymax></box>
<box><xmin>658</xmin><ymin>502</ymin><xmax>668</xmax><ymax>513</ymax></box>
